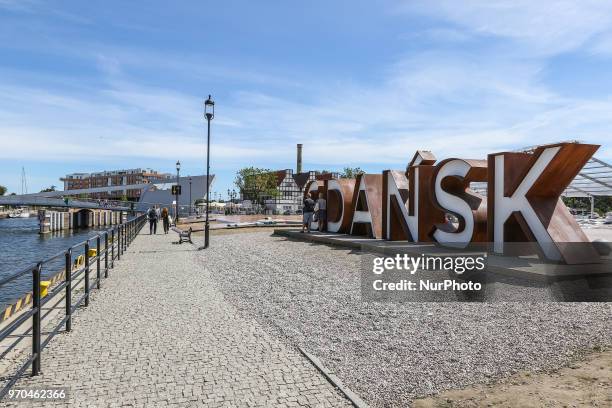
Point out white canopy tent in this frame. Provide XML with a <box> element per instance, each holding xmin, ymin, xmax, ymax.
<box><xmin>469</xmin><ymin>145</ymin><xmax>611</xmax><ymax>218</ymax></box>
<box><xmin>562</xmin><ymin>157</ymin><xmax>612</xmax><ymax>198</ymax></box>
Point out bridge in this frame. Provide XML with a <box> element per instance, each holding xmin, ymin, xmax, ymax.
<box><xmin>0</xmin><ymin>195</ymin><xmax>130</xmax><ymax>211</ymax></box>
<box><xmin>0</xmin><ymin>193</ymin><xmax>133</xmax><ymax>234</ymax></box>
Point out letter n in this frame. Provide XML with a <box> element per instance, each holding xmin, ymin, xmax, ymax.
<box><xmin>382</xmin><ymin>151</ymin><xmax>444</xmax><ymax>241</ymax></box>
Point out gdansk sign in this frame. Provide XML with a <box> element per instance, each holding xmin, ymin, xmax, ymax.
<box><xmin>305</xmin><ymin>142</ymin><xmax>601</xmax><ymax>265</ymax></box>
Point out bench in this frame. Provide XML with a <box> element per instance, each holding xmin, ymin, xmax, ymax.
<box><xmin>172</xmin><ymin>227</ymin><xmax>193</xmax><ymax>244</ymax></box>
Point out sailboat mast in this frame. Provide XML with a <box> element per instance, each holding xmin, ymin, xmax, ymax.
<box><xmin>21</xmin><ymin>167</ymin><xmax>28</xmax><ymax>195</ymax></box>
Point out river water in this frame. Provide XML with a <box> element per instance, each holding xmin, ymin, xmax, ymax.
<box><xmin>0</xmin><ymin>217</ymin><xmax>111</xmax><ymax>307</ymax></box>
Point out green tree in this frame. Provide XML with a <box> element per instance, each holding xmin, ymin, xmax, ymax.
<box><xmin>0</xmin><ymin>185</ymin><xmax>6</xmax><ymax>196</ymax></box>
<box><xmin>39</xmin><ymin>185</ymin><xmax>57</xmax><ymax>193</ymax></box>
<box><xmin>340</xmin><ymin>167</ymin><xmax>365</xmax><ymax>178</ymax></box>
<box><xmin>234</xmin><ymin>167</ymin><xmax>279</xmax><ymax>205</ymax></box>
<box><xmin>562</xmin><ymin>196</ymin><xmax>612</xmax><ymax>216</ymax></box>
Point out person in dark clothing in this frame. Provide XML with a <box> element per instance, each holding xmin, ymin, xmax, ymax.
<box><xmin>147</xmin><ymin>206</ymin><xmax>158</xmax><ymax>235</ymax></box>
<box><xmin>161</xmin><ymin>207</ymin><xmax>170</xmax><ymax>234</ymax></box>
<box><xmin>301</xmin><ymin>192</ymin><xmax>315</xmax><ymax>233</ymax></box>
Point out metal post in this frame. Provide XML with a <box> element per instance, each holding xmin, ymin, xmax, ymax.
<box><xmin>65</xmin><ymin>249</ymin><xmax>72</xmax><ymax>332</ymax></box>
<box><xmin>104</xmin><ymin>232</ymin><xmax>109</xmax><ymax>278</ymax></box>
<box><xmin>204</xmin><ymin>116</ymin><xmax>211</xmax><ymax>248</ymax></box>
<box><xmin>84</xmin><ymin>242</ymin><xmax>90</xmax><ymax>307</ymax></box>
<box><xmin>189</xmin><ymin>178</ymin><xmax>192</xmax><ymax>216</ymax></box>
<box><xmin>31</xmin><ymin>262</ymin><xmax>42</xmax><ymax>376</ymax></box>
<box><xmin>96</xmin><ymin>235</ymin><xmax>101</xmax><ymax>289</ymax></box>
<box><xmin>176</xmin><ymin>168</ymin><xmax>180</xmax><ymax>224</ymax></box>
<box><xmin>111</xmin><ymin>228</ymin><xmax>115</xmax><ymax>267</ymax></box>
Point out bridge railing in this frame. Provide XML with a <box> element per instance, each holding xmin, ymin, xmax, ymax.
<box><xmin>0</xmin><ymin>213</ymin><xmax>147</xmax><ymax>399</ymax></box>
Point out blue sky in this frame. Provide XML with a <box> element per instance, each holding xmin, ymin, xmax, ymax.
<box><xmin>1</xmin><ymin>0</ymin><xmax>612</xmax><ymax>198</ymax></box>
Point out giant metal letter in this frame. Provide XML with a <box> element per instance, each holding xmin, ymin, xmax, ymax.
<box><xmin>325</xmin><ymin>178</ymin><xmax>355</xmax><ymax>233</ymax></box>
<box><xmin>350</xmin><ymin>174</ymin><xmax>383</xmax><ymax>238</ymax></box>
<box><xmin>487</xmin><ymin>142</ymin><xmax>600</xmax><ymax>264</ymax></box>
<box><xmin>382</xmin><ymin>151</ymin><xmax>444</xmax><ymax>241</ymax></box>
<box><xmin>430</xmin><ymin>158</ymin><xmax>487</xmax><ymax>247</ymax></box>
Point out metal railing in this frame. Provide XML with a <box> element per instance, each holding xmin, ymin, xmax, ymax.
<box><xmin>0</xmin><ymin>214</ymin><xmax>147</xmax><ymax>399</ymax></box>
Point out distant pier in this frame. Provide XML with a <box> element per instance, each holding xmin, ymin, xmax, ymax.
<box><xmin>38</xmin><ymin>209</ymin><xmax>126</xmax><ymax>234</ymax></box>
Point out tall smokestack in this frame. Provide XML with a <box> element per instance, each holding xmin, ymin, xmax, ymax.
<box><xmin>296</xmin><ymin>143</ymin><xmax>303</xmax><ymax>173</ymax></box>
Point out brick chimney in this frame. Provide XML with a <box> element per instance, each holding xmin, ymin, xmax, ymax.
<box><xmin>296</xmin><ymin>144</ymin><xmax>303</xmax><ymax>174</ymax></box>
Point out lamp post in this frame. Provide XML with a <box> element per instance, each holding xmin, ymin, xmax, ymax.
<box><xmin>201</xmin><ymin>94</ymin><xmax>214</xmax><ymax>250</ymax></box>
<box><xmin>175</xmin><ymin>160</ymin><xmax>181</xmax><ymax>224</ymax></box>
<box><xmin>232</xmin><ymin>189</ymin><xmax>236</xmax><ymax>214</ymax></box>
<box><xmin>189</xmin><ymin>176</ymin><xmax>192</xmax><ymax>216</ymax></box>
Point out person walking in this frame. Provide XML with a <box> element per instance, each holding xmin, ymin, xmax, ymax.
<box><xmin>301</xmin><ymin>192</ymin><xmax>315</xmax><ymax>233</ymax></box>
<box><xmin>161</xmin><ymin>207</ymin><xmax>170</xmax><ymax>234</ymax></box>
<box><xmin>147</xmin><ymin>206</ymin><xmax>158</xmax><ymax>235</ymax></box>
<box><xmin>316</xmin><ymin>193</ymin><xmax>327</xmax><ymax>232</ymax></box>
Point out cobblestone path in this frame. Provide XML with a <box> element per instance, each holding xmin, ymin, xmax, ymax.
<box><xmin>1</xmin><ymin>231</ymin><xmax>350</xmax><ymax>407</ymax></box>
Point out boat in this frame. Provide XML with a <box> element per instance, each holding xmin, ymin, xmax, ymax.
<box><xmin>8</xmin><ymin>208</ymin><xmax>31</xmax><ymax>218</ymax></box>
<box><xmin>6</xmin><ymin>168</ymin><xmax>32</xmax><ymax>218</ymax></box>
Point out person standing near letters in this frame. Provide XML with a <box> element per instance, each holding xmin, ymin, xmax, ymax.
<box><xmin>301</xmin><ymin>192</ymin><xmax>315</xmax><ymax>233</ymax></box>
<box><xmin>316</xmin><ymin>194</ymin><xmax>327</xmax><ymax>232</ymax></box>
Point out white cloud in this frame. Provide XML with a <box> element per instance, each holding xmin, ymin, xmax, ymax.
<box><xmin>1</xmin><ymin>0</ymin><xmax>611</xmax><ymax>195</ymax></box>
<box><xmin>588</xmin><ymin>31</ymin><xmax>612</xmax><ymax>56</ymax></box>
<box><xmin>0</xmin><ymin>0</ymin><xmax>37</xmax><ymax>12</ymax></box>
<box><xmin>4</xmin><ymin>43</ymin><xmax>610</xmax><ymax>175</ymax></box>
<box><xmin>401</xmin><ymin>0</ymin><xmax>612</xmax><ymax>56</ymax></box>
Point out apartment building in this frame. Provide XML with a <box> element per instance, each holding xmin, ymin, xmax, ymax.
<box><xmin>61</xmin><ymin>168</ymin><xmax>171</xmax><ymax>200</ymax></box>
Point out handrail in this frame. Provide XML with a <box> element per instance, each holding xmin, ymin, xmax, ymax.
<box><xmin>0</xmin><ymin>213</ymin><xmax>147</xmax><ymax>399</ymax></box>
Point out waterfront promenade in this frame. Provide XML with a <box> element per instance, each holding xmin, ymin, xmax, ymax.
<box><xmin>1</xmin><ymin>231</ymin><xmax>350</xmax><ymax>407</ymax></box>
<box><xmin>1</xmin><ymin>228</ymin><xmax>609</xmax><ymax>407</ymax></box>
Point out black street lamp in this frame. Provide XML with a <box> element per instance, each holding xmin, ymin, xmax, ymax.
<box><xmin>189</xmin><ymin>176</ymin><xmax>192</xmax><ymax>216</ymax></box>
<box><xmin>200</xmin><ymin>94</ymin><xmax>214</xmax><ymax>250</ymax></box>
<box><xmin>175</xmin><ymin>160</ymin><xmax>181</xmax><ymax>224</ymax></box>
<box><xmin>232</xmin><ymin>189</ymin><xmax>236</xmax><ymax>214</ymax></box>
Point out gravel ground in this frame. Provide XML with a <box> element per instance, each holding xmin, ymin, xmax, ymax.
<box><xmin>197</xmin><ymin>231</ymin><xmax>612</xmax><ymax>407</ymax></box>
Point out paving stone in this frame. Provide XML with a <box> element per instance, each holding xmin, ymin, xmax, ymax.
<box><xmin>1</xmin><ymin>232</ymin><xmax>350</xmax><ymax>407</ymax></box>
